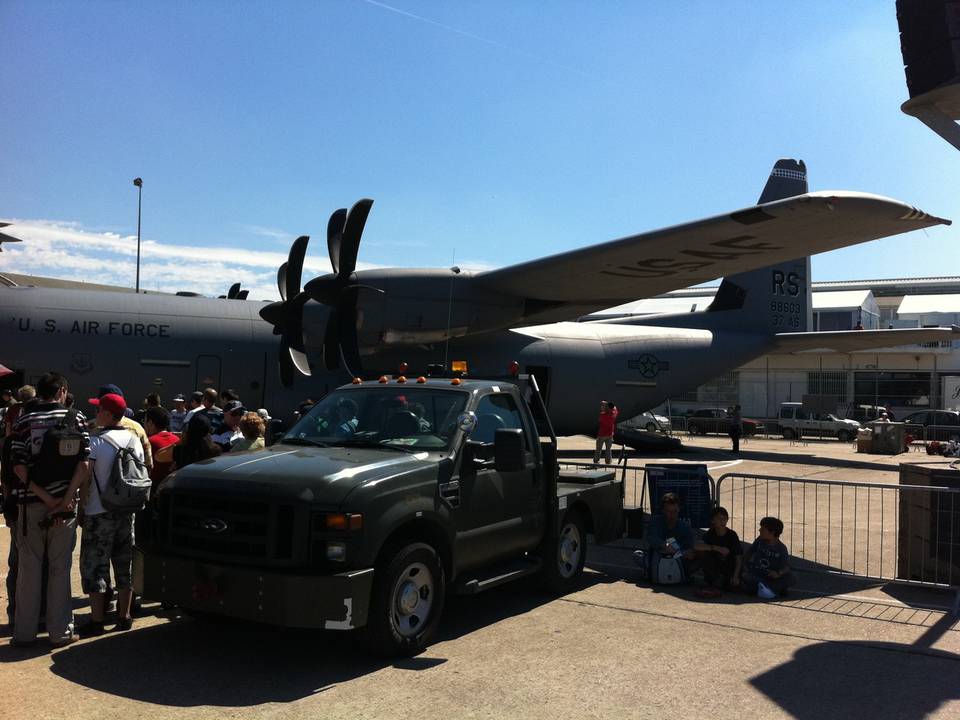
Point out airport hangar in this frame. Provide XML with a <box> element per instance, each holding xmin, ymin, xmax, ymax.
<box><xmin>592</xmin><ymin>275</ymin><xmax>960</xmax><ymax>420</ymax></box>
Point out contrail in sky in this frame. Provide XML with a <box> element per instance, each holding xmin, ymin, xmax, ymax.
<box><xmin>361</xmin><ymin>0</ymin><xmax>590</xmax><ymax>78</ymax></box>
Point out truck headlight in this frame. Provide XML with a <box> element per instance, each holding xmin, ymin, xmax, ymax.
<box><xmin>326</xmin><ymin>542</ymin><xmax>347</xmax><ymax>561</ymax></box>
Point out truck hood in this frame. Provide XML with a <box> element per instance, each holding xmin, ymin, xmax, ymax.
<box><xmin>162</xmin><ymin>444</ymin><xmax>434</xmax><ymax>505</ymax></box>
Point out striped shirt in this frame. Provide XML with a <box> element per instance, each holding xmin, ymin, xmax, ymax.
<box><xmin>10</xmin><ymin>401</ymin><xmax>91</xmax><ymax>502</ymax></box>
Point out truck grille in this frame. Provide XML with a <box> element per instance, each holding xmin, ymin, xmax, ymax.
<box><xmin>165</xmin><ymin>492</ymin><xmax>297</xmax><ymax>565</ymax></box>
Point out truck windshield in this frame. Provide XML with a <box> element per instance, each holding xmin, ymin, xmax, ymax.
<box><xmin>281</xmin><ymin>387</ymin><xmax>469</xmax><ymax>452</ymax></box>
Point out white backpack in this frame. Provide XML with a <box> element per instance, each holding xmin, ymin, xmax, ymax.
<box><xmin>94</xmin><ymin>434</ymin><xmax>151</xmax><ymax>513</ymax></box>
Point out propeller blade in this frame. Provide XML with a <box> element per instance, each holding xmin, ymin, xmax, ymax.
<box><xmin>337</xmin><ymin>299</ymin><xmax>363</xmax><ymax>376</ymax></box>
<box><xmin>326</xmin><ymin>208</ymin><xmax>347</xmax><ymax>276</ymax></box>
<box><xmin>286</xmin><ymin>294</ymin><xmax>306</xmax><ymax>352</ymax></box>
<box><xmin>277</xmin><ymin>262</ymin><xmax>288</xmax><ymax>302</ymax></box>
<box><xmin>303</xmin><ymin>274</ymin><xmax>342</xmax><ymax>305</ymax></box>
<box><xmin>339</xmin><ymin>199</ymin><xmax>373</xmax><ymax>278</ymax></box>
<box><xmin>286</xmin><ymin>235</ymin><xmax>309</xmax><ymax>303</ymax></box>
<box><xmin>237</xmin><ymin>290</ymin><xmax>249</xmax><ymax>300</ymax></box>
<box><xmin>322</xmin><ymin>309</ymin><xmax>341</xmax><ymax>370</ymax></box>
<box><xmin>278</xmin><ymin>338</ymin><xmax>295</xmax><ymax>387</ymax></box>
<box><xmin>288</xmin><ymin>346</ymin><xmax>311</xmax><ymax>377</ymax></box>
<box><xmin>259</xmin><ymin>301</ymin><xmax>285</xmax><ymax>327</ymax></box>
<box><xmin>227</xmin><ymin>282</ymin><xmax>241</xmax><ymax>299</ymax></box>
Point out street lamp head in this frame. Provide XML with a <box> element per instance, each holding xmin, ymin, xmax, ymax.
<box><xmin>133</xmin><ymin>177</ymin><xmax>143</xmax><ymax>187</ymax></box>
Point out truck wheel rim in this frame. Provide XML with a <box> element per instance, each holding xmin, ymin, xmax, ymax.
<box><xmin>557</xmin><ymin>522</ymin><xmax>582</xmax><ymax>579</ymax></box>
<box><xmin>391</xmin><ymin>561</ymin><xmax>433</xmax><ymax>638</ymax></box>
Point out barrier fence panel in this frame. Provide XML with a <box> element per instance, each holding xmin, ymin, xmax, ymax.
<box><xmin>715</xmin><ymin>473</ymin><xmax>960</xmax><ymax>613</ymax></box>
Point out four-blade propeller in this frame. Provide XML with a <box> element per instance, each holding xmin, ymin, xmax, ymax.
<box><xmin>258</xmin><ymin>235</ymin><xmax>312</xmax><ymax>386</ymax></box>
<box><xmin>304</xmin><ymin>198</ymin><xmax>381</xmax><ymax>375</ymax></box>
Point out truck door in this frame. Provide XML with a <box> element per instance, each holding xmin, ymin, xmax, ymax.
<box><xmin>453</xmin><ymin>392</ymin><xmax>539</xmax><ymax>568</ymax></box>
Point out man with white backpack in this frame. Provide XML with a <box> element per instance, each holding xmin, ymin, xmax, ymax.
<box><xmin>60</xmin><ymin>392</ymin><xmax>148</xmax><ymax>637</ymax></box>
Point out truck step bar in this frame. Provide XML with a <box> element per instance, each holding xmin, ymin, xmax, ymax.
<box><xmin>455</xmin><ymin>556</ymin><xmax>543</xmax><ymax>595</ymax></box>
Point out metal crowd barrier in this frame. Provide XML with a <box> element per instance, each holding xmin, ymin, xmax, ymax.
<box><xmin>715</xmin><ymin>472</ymin><xmax>960</xmax><ymax>614</ymax></box>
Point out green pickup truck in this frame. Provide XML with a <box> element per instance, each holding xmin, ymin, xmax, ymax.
<box><xmin>134</xmin><ymin>375</ymin><xmax>623</xmax><ymax>655</ymax></box>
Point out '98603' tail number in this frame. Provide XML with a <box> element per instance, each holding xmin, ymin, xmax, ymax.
<box><xmin>770</xmin><ymin>300</ymin><xmax>802</xmax><ymax>328</ymax></box>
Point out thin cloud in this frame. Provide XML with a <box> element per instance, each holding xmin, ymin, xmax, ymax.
<box><xmin>361</xmin><ymin>0</ymin><xmax>590</xmax><ymax>78</ymax></box>
<box><xmin>0</xmin><ymin>219</ymin><xmax>385</xmax><ymax>300</ymax></box>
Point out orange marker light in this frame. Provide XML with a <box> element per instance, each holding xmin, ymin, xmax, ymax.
<box><xmin>398</xmin><ymin>361</ymin><xmax>409</xmax><ymax>373</ymax></box>
<box><xmin>451</xmin><ymin>377</ymin><xmax>462</xmax><ymax>385</ymax></box>
<box><xmin>351</xmin><ymin>377</ymin><xmax>362</xmax><ymax>384</ymax></box>
<box><xmin>416</xmin><ymin>376</ymin><xmax>427</xmax><ymax>384</ymax></box>
<box><xmin>378</xmin><ymin>375</ymin><xmax>389</xmax><ymax>384</ymax></box>
<box><xmin>396</xmin><ymin>375</ymin><xmax>407</xmax><ymax>384</ymax></box>
<box><xmin>451</xmin><ymin>360</ymin><xmax>468</xmax><ymax>374</ymax></box>
<box><xmin>508</xmin><ymin>361</ymin><xmax>520</xmax><ymax>376</ymax></box>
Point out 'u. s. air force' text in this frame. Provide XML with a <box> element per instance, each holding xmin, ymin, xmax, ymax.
<box><xmin>11</xmin><ymin>317</ymin><xmax>171</xmax><ymax>337</ymax></box>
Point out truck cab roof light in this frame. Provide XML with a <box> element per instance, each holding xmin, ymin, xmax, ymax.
<box><xmin>396</xmin><ymin>375</ymin><xmax>407</xmax><ymax>384</ymax></box>
<box><xmin>416</xmin><ymin>376</ymin><xmax>427</xmax><ymax>384</ymax></box>
<box><xmin>378</xmin><ymin>375</ymin><xmax>389</xmax><ymax>384</ymax></box>
<box><xmin>352</xmin><ymin>377</ymin><xmax>362</xmax><ymax>384</ymax></box>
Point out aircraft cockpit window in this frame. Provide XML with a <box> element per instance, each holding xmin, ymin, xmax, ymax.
<box><xmin>282</xmin><ymin>388</ymin><xmax>469</xmax><ymax>452</ymax></box>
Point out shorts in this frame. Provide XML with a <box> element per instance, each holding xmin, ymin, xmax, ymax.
<box><xmin>80</xmin><ymin>511</ymin><xmax>135</xmax><ymax>594</ymax></box>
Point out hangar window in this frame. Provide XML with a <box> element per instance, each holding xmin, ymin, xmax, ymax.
<box><xmin>807</xmin><ymin>371</ymin><xmax>848</xmax><ymax>403</ymax></box>
<box><xmin>853</xmin><ymin>372</ymin><xmax>931</xmax><ymax>408</ymax></box>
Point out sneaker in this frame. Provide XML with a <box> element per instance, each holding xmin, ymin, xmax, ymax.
<box><xmin>757</xmin><ymin>582</ymin><xmax>776</xmax><ymax>600</ymax></box>
<box><xmin>78</xmin><ymin>621</ymin><xmax>105</xmax><ymax>638</ymax></box>
<box><xmin>115</xmin><ymin>616</ymin><xmax>133</xmax><ymax>632</ymax></box>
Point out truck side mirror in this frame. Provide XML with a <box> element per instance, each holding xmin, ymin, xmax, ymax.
<box><xmin>494</xmin><ymin>428</ymin><xmax>524</xmax><ymax>472</ymax></box>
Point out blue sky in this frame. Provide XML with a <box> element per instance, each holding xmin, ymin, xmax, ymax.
<box><xmin>0</xmin><ymin>1</ymin><xmax>956</xmax><ymax>300</ymax></box>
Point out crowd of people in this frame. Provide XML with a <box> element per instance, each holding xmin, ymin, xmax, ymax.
<box><xmin>0</xmin><ymin>374</ymin><xmax>282</xmax><ymax>648</ymax></box>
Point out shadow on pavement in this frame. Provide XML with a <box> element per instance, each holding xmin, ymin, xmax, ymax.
<box><xmin>44</xmin><ymin>573</ymin><xmax>604</xmax><ymax>706</ymax></box>
<box><xmin>750</xmin><ymin>638</ymin><xmax>960</xmax><ymax>719</ymax></box>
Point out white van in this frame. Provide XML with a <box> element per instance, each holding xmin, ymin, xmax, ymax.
<box><xmin>778</xmin><ymin>402</ymin><xmax>861</xmax><ymax>442</ymax></box>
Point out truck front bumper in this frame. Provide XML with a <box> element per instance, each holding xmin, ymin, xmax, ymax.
<box><xmin>133</xmin><ymin>547</ymin><xmax>374</xmax><ymax>630</ymax></box>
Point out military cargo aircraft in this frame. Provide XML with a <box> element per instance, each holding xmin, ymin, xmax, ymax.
<box><xmin>1</xmin><ymin>159</ymin><xmax>955</xmax><ymax>434</ymax></box>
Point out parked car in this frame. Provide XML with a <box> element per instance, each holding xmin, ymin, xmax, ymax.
<box><xmin>686</xmin><ymin>408</ymin><xmax>762</xmax><ymax>436</ymax></box>
<box><xmin>900</xmin><ymin>410</ymin><xmax>960</xmax><ymax>441</ymax></box>
<box><xmin>619</xmin><ymin>411</ymin><xmax>672</xmax><ymax>433</ymax></box>
<box><xmin>845</xmin><ymin>404</ymin><xmax>897</xmax><ymax>423</ymax></box>
<box><xmin>777</xmin><ymin>402</ymin><xmax>861</xmax><ymax>442</ymax></box>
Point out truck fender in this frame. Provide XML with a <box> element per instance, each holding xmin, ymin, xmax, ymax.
<box><xmin>374</xmin><ymin>510</ymin><xmax>454</xmax><ymax>582</ymax></box>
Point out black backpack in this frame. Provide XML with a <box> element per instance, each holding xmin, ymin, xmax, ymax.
<box><xmin>30</xmin><ymin>408</ymin><xmax>85</xmax><ymax>486</ymax></box>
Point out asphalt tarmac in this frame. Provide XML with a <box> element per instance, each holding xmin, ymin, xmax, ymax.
<box><xmin>2</xmin><ymin>435</ymin><xmax>958</xmax><ymax>719</ymax></box>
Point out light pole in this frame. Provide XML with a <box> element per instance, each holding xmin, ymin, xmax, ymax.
<box><xmin>133</xmin><ymin>177</ymin><xmax>143</xmax><ymax>292</ymax></box>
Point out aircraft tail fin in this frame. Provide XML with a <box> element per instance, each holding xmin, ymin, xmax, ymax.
<box><xmin>703</xmin><ymin>159</ymin><xmax>812</xmax><ymax>333</ymax></box>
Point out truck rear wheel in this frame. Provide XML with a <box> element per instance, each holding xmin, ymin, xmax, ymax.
<box><xmin>540</xmin><ymin>509</ymin><xmax>586</xmax><ymax>593</ymax></box>
<box><xmin>366</xmin><ymin>542</ymin><xmax>445</xmax><ymax>657</ymax></box>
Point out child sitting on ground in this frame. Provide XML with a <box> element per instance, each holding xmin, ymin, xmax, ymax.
<box><xmin>694</xmin><ymin>506</ymin><xmax>742</xmax><ymax>598</ymax></box>
<box><xmin>741</xmin><ymin>516</ymin><xmax>795</xmax><ymax>599</ymax></box>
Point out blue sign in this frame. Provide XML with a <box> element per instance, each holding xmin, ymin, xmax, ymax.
<box><xmin>646</xmin><ymin>464</ymin><xmax>714</xmax><ymax>529</ymax></box>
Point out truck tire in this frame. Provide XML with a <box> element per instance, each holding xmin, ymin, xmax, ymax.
<box><xmin>688</xmin><ymin>423</ymin><xmax>700</xmax><ymax>436</ymax></box>
<box><xmin>782</xmin><ymin>427</ymin><xmax>795</xmax><ymax>440</ymax></box>
<box><xmin>365</xmin><ymin>542</ymin><xmax>445</xmax><ymax>657</ymax></box>
<box><xmin>645</xmin><ymin>422</ymin><xmax>657</xmax><ymax>433</ymax></box>
<box><xmin>837</xmin><ymin>429</ymin><xmax>852</xmax><ymax>443</ymax></box>
<box><xmin>540</xmin><ymin>508</ymin><xmax>586</xmax><ymax>593</ymax></box>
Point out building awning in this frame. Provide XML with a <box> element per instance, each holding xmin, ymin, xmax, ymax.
<box><xmin>897</xmin><ymin>293</ymin><xmax>960</xmax><ymax>316</ymax></box>
<box><xmin>812</xmin><ymin>289</ymin><xmax>873</xmax><ymax>310</ymax></box>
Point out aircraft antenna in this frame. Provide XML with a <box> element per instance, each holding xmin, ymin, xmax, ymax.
<box><xmin>443</xmin><ymin>250</ymin><xmax>460</xmax><ymax>370</ymax></box>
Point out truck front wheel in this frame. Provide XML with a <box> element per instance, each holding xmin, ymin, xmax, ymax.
<box><xmin>540</xmin><ymin>509</ymin><xmax>586</xmax><ymax>593</ymax></box>
<box><xmin>366</xmin><ymin>542</ymin><xmax>445</xmax><ymax>657</ymax></box>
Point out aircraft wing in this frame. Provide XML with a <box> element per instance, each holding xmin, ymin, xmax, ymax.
<box><xmin>475</xmin><ymin>192</ymin><xmax>949</xmax><ymax>304</ymax></box>
<box><xmin>771</xmin><ymin>326</ymin><xmax>960</xmax><ymax>354</ymax></box>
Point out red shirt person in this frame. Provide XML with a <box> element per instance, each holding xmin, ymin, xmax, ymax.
<box><xmin>143</xmin><ymin>407</ymin><xmax>179</xmax><ymax>487</ymax></box>
<box><xmin>593</xmin><ymin>401</ymin><xmax>619</xmax><ymax>465</ymax></box>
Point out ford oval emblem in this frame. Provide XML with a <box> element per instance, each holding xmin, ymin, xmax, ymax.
<box><xmin>200</xmin><ymin>517</ymin><xmax>228</xmax><ymax>533</ymax></box>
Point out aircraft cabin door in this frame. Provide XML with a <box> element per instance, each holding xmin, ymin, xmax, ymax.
<box><xmin>195</xmin><ymin>354</ymin><xmax>222</xmax><ymax>392</ymax></box>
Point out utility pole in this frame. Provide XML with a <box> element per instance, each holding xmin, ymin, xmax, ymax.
<box><xmin>133</xmin><ymin>177</ymin><xmax>143</xmax><ymax>292</ymax></box>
